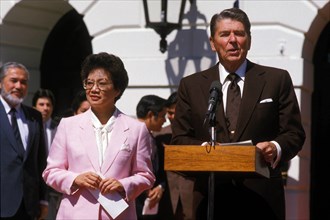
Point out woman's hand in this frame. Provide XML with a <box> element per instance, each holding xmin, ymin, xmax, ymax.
<box><xmin>99</xmin><ymin>177</ymin><xmax>125</xmax><ymax>196</ymax></box>
<box><xmin>73</xmin><ymin>172</ymin><xmax>102</xmax><ymax>189</ymax></box>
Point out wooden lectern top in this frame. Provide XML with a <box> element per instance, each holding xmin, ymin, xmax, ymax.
<box><xmin>164</xmin><ymin>145</ymin><xmax>270</xmax><ymax>178</ymax></box>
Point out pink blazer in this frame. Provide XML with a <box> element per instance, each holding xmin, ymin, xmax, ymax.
<box><xmin>43</xmin><ymin>109</ymin><xmax>155</xmax><ymax>220</ymax></box>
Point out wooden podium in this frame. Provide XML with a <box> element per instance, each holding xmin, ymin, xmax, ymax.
<box><xmin>164</xmin><ymin>145</ymin><xmax>269</xmax><ymax>220</ymax></box>
<box><xmin>164</xmin><ymin>145</ymin><xmax>269</xmax><ymax>178</ymax></box>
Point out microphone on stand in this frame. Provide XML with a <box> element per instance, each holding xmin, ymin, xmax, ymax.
<box><xmin>205</xmin><ymin>81</ymin><xmax>222</xmax><ymax>124</ymax></box>
<box><xmin>204</xmin><ymin>81</ymin><xmax>222</xmax><ymax>220</ymax></box>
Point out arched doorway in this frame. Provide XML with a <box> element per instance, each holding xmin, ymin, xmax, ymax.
<box><xmin>40</xmin><ymin>9</ymin><xmax>92</xmax><ymax>119</ymax></box>
<box><xmin>311</xmin><ymin>21</ymin><xmax>330</xmax><ymax>220</ymax></box>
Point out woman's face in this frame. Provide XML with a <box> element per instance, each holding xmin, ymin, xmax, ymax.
<box><xmin>84</xmin><ymin>68</ymin><xmax>120</xmax><ymax>110</ymax></box>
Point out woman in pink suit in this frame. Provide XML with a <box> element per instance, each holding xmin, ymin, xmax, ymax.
<box><xmin>43</xmin><ymin>52</ymin><xmax>155</xmax><ymax>220</ymax></box>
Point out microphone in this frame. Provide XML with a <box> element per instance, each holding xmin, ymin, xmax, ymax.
<box><xmin>206</xmin><ymin>81</ymin><xmax>222</xmax><ymax>116</ymax></box>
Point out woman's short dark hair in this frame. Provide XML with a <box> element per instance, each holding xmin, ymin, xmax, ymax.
<box><xmin>80</xmin><ymin>52</ymin><xmax>129</xmax><ymax>102</ymax></box>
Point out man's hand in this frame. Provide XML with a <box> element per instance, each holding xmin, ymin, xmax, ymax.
<box><xmin>37</xmin><ymin>204</ymin><xmax>48</xmax><ymax>220</ymax></box>
<box><xmin>256</xmin><ymin>141</ymin><xmax>277</xmax><ymax>164</ymax></box>
<box><xmin>147</xmin><ymin>185</ymin><xmax>164</xmax><ymax>209</ymax></box>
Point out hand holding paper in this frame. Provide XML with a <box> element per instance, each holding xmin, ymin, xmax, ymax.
<box><xmin>88</xmin><ymin>174</ymin><xmax>129</xmax><ymax>219</ymax></box>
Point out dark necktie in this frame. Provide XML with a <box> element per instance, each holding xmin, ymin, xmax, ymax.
<box><xmin>9</xmin><ymin>108</ymin><xmax>25</xmax><ymax>154</ymax></box>
<box><xmin>226</xmin><ymin>73</ymin><xmax>241</xmax><ymax>140</ymax></box>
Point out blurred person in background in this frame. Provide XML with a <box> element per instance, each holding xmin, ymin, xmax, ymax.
<box><xmin>155</xmin><ymin>91</ymin><xmax>197</xmax><ymax>220</ymax></box>
<box><xmin>135</xmin><ymin>94</ymin><xmax>174</xmax><ymax>220</ymax></box>
<box><xmin>32</xmin><ymin>88</ymin><xmax>61</xmax><ymax>220</ymax></box>
<box><xmin>71</xmin><ymin>90</ymin><xmax>90</xmax><ymax>115</ymax></box>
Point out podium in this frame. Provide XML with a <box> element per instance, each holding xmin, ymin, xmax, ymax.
<box><xmin>164</xmin><ymin>145</ymin><xmax>269</xmax><ymax>178</ymax></box>
<box><xmin>164</xmin><ymin>145</ymin><xmax>269</xmax><ymax>220</ymax></box>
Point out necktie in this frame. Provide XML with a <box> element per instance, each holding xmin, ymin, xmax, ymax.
<box><xmin>9</xmin><ymin>108</ymin><xmax>25</xmax><ymax>154</ymax></box>
<box><xmin>226</xmin><ymin>73</ymin><xmax>241</xmax><ymax>140</ymax></box>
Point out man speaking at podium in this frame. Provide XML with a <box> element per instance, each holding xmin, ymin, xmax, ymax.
<box><xmin>171</xmin><ymin>8</ymin><xmax>305</xmax><ymax>220</ymax></box>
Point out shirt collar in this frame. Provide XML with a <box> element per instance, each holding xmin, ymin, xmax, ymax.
<box><xmin>219</xmin><ymin>59</ymin><xmax>247</xmax><ymax>84</ymax></box>
<box><xmin>44</xmin><ymin>118</ymin><xmax>52</xmax><ymax>128</ymax></box>
<box><xmin>91</xmin><ymin>108</ymin><xmax>118</xmax><ymax>132</ymax></box>
<box><xmin>0</xmin><ymin>96</ymin><xmax>22</xmax><ymax>114</ymax></box>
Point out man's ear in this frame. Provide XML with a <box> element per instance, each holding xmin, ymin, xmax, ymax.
<box><xmin>146</xmin><ymin>110</ymin><xmax>154</xmax><ymax>119</ymax></box>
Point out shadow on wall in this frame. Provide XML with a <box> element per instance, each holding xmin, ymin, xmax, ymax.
<box><xmin>165</xmin><ymin>1</ymin><xmax>216</xmax><ymax>91</ymax></box>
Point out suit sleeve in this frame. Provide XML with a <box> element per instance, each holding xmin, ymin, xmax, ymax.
<box><xmin>273</xmin><ymin>70</ymin><xmax>305</xmax><ymax>162</ymax></box>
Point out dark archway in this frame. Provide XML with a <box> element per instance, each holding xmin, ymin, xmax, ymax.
<box><xmin>311</xmin><ymin>22</ymin><xmax>330</xmax><ymax>220</ymax></box>
<box><xmin>40</xmin><ymin>9</ymin><xmax>92</xmax><ymax>118</ymax></box>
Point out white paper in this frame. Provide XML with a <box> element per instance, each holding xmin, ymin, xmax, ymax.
<box><xmin>220</xmin><ymin>139</ymin><xmax>253</xmax><ymax>146</ymax></box>
<box><xmin>89</xmin><ymin>188</ymin><xmax>129</xmax><ymax>219</ymax></box>
<box><xmin>142</xmin><ymin>198</ymin><xmax>159</xmax><ymax>215</ymax></box>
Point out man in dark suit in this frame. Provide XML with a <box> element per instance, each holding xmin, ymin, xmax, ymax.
<box><xmin>32</xmin><ymin>88</ymin><xmax>60</xmax><ymax>220</ymax></box>
<box><xmin>171</xmin><ymin>8</ymin><xmax>305</xmax><ymax>220</ymax></box>
<box><xmin>135</xmin><ymin>95</ymin><xmax>174</xmax><ymax>220</ymax></box>
<box><xmin>0</xmin><ymin>62</ymin><xmax>48</xmax><ymax>219</ymax></box>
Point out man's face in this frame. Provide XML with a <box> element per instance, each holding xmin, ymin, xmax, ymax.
<box><xmin>0</xmin><ymin>67</ymin><xmax>28</xmax><ymax>107</ymax></box>
<box><xmin>35</xmin><ymin>97</ymin><xmax>53</xmax><ymax>122</ymax></box>
<box><xmin>167</xmin><ymin>104</ymin><xmax>176</xmax><ymax>124</ymax></box>
<box><xmin>209</xmin><ymin>18</ymin><xmax>251</xmax><ymax>72</ymax></box>
<box><xmin>149</xmin><ymin>108</ymin><xmax>167</xmax><ymax>132</ymax></box>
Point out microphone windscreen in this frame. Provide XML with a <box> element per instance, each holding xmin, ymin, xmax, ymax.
<box><xmin>209</xmin><ymin>81</ymin><xmax>222</xmax><ymax>93</ymax></box>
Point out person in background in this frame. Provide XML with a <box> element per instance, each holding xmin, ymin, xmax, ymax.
<box><xmin>0</xmin><ymin>62</ymin><xmax>48</xmax><ymax>220</ymax></box>
<box><xmin>154</xmin><ymin>91</ymin><xmax>198</xmax><ymax>220</ymax></box>
<box><xmin>71</xmin><ymin>90</ymin><xmax>90</xmax><ymax>115</ymax></box>
<box><xmin>42</xmin><ymin>52</ymin><xmax>155</xmax><ymax>220</ymax></box>
<box><xmin>32</xmin><ymin>88</ymin><xmax>58</xmax><ymax>152</ymax></box>
<box><xmin>32</xmin><ymin>88</ymin><xmax>61</xmax><ymax>220</ymax></box>
<box><xmin>54</xmin><ymin>90</ymin><xmax>90</xmax><ymax>121</ymax></box>
<box><xmin>171</xmin><ymin>8</ymin><xmax>305</xmax><ymax>220</ymax></box>
<box><xmin>135</xmin><ymin>94</ymin><xmax>174</xmax><ymax>220</ymax></box>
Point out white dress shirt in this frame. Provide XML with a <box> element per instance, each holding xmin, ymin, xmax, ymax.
<box><xmin>91</xmin><ymin>109</ymin><xmax>117</xmax><ymax>168</ymax></box>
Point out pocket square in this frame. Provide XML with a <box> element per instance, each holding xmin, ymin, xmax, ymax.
<box><xmin>260</xmin><ymin>98</ymin><xmax>273</xmax><ymax>103</ymax></box>
<box><xmin>120</xmin><ymin>143</ymin><xmax>131</xmax><ymax>152</ymax></box>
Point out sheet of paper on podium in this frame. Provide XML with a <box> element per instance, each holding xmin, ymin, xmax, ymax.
<box><xmin>220</xmin><ymin>139</ymin><xmax>253</xmax><ymax>146</ymax></box>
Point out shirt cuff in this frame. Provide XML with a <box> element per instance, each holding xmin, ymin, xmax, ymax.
<box><xmin>40</xmin><ymin>200</ymin><xmax>49</xmax><ymax>206</ymax></box>
<box><xmin>270</xmin><ymin>140</ymin><xmax>281</xmax><ymax>169</ymax></box>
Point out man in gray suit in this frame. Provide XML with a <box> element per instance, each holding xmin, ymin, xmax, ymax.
<box><xmin>171</xmin><ymin>8</ymin><xmax>305</xmax><ymax>220</ymax></box>
<box><xmin>0</xmin><ymin>62</ymin><xmax>48</xmax><ymax>219</ymax></box>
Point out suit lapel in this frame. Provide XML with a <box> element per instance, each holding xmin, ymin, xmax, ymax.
<box><xmin>0</xmin><ymin>101</ymin><xmax>22</xmax><ymax>154</ymax></box>
<box><xmin>80</xmin><ymin>110</ymin><xmax>100</xmax><ymax>172</ymax></box>
<box><xmin>201</xmin><ymin>64</ymin><xmax>231</xmax><ymax>142</ymax></box>
<box><xmin>234</xmin><ymin>61</ymin><xmax>266</xmax><ymax>141</ymax></box>
<box><xmin>21</xmin><ymin>105</ymin><xmax>35</xmax><ymax>159</ymax></box>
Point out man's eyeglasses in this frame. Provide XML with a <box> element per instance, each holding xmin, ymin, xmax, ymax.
<box><xmin>83</xmin><ymin>80</ymin><xmax>112</xmax><ymax>91</ymax></box>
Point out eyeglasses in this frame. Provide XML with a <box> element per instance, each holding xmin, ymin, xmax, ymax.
<box><xmin>83</xmin><ymin>79</ymin><xmax>112</xmax><ymax>91</ymax></box>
